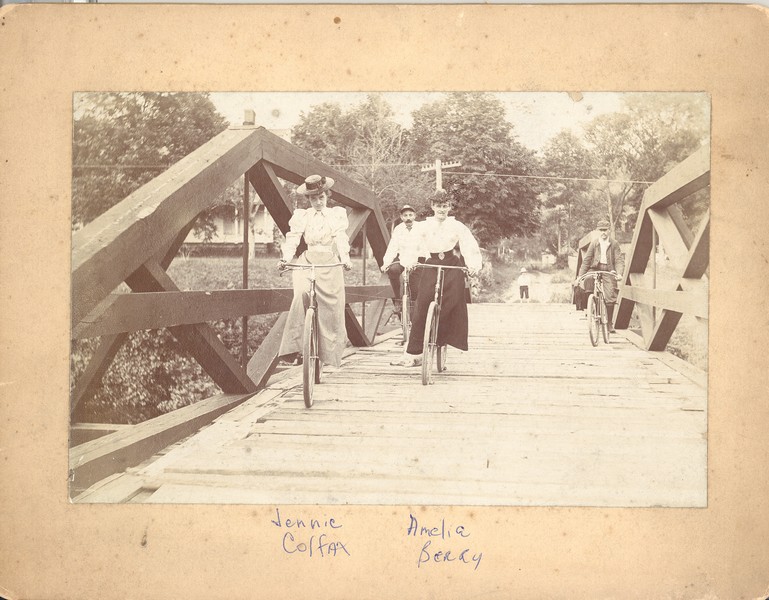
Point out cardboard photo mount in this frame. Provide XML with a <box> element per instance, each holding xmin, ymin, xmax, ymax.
<box><xmin>1</xmin><ymin>4</ymin><xmax>768</xmax><ymax>599</ymax></box>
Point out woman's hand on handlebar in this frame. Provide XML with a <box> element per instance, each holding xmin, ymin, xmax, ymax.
<box><xmin>278</xmin><ymin>259</ymin><xmax>289</xmax><ymax>271</ymax></box>
<box><xmin>343</xmin><ymin>261</ymin><xmax>353</xmax><ymax>271</ymax></box>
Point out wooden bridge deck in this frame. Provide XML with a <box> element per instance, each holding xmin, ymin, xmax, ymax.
<box><xmin>75</xmin><ymin>303</ymin><xmax>707</xmax><ymax>507</ymax></box>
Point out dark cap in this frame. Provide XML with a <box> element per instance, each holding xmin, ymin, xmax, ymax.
<box><xmin>597</xmin><ymin>219</ymin><xmax>610</xmax><ymax>230</ymax></box>
<box><xmin>400</xmin><ymin>204</ymin><xmax>416</xmax><ymax>214</ymax></box>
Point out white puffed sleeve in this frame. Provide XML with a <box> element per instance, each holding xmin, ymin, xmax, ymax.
<box><xmin>457</xmin><ymin>222</ymin><xmax>483</xmax><ymax>271</ymax></box>
<box><xmin>281</xmin><ymin>209</ymin><xmax>308</xmax><ymax>261</ymax></box>
<box><xmin>382</xmin><ymin>224</ymin><xmax>401</xmax><ymax>268</ymax></box>
<box><xmin>329</xmin><ymin>206</ymin><xmax>351</xmax><ymax>261</ymax></box>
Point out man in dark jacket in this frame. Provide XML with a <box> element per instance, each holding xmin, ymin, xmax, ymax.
<box><xmin>576</xmin><ymin>219</ymin><xmax>625</xmax><ymax>332</ymax></box>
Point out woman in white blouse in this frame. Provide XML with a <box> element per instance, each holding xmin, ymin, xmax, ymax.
<box><xmin>391</xmin><ymin>189</ymin><xmax>482</xmax><ymax>367</ymax></box>
<box><xmin>278</xmin><ymin>174</ymin><xmax>352</xmax><ymax>368</ymax></box>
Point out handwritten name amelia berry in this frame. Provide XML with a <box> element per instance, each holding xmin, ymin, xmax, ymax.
<box><xmin>407</xmin><ymin>513</ymin><xmax>483</xmax><ymax>571</ymax></box>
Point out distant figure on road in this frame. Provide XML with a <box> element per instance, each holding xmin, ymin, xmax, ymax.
<box><xmin>381</xmin><ymin>204</ymin><xmax>426</xmax><ymax>317</ymax></box>
<box><xmin>391</xmin><ymin>189</ymin><xmax>482</xmax><ymax>367</ymax></box>
<box><xmin>278</xmin><ymin>174</ymin><xmax>352</xmax><ymax>367</ymax></box>
<box><xmin>517</xmin><ymin>267</ymin><xmax>531</xmax><ymax>302</ymax></box>
<box><xmin>575</xmin><ymin>219</ymin><xmax>625</xmax><ymax>332</ymax></box>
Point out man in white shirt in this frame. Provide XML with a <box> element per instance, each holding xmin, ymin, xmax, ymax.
<box><xmin>576</xmin><ymin>219</ymin><xmax>625</xmax><ymax>332</ymax></box>
<box><xmin>381</xmin><ymin>204</ymin><xmax>426</xmax><ymax>316</ymax></box>
<box><xmin>391</xmin><ymin>189</ymin><xmax>482</xmax><ymax>367</ymax></box>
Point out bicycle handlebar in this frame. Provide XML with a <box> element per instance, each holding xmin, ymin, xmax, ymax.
<box><xmin>575</xmin><ymin>270</ymin><xmax>618</xmax><ymax>285</ymax></box>
<box><xmin>413</xmin><ymin>263</ymin><xmax>469</xmax><ymax>272</ymax></box>
<box><xmin>279</xmin><ymin>262</ymin><xmax>347</xmax><ymax>276</ymax></box>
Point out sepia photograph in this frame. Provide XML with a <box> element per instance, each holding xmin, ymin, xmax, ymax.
<box><xmin>3</xmin><ymin>3</ymin><xmax>769</xmax><ymax>598</ymax></box>
<box><xmin>69</xmin><ymin>90</ymin><xmax>710</xmax><ymax>507</ymax></box>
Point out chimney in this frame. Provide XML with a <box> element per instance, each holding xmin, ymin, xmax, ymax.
<box><xmin>243</xmin><ymin>109</ymin><xmax>256</xmax><ymax>126</ymax></box>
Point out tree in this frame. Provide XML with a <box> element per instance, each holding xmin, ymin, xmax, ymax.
<box><xmin>582</xmin><ymin>93</ymin><xmax>709</xmax><ymax>235</ymax></box>
<box><xmin>72</xmin><ymin>92</ymin><xmax>229</xmax><ymax>228</ymax></box>
<box><xmin>408</xmin><ymin>93</ymin><xmax>542</xmax><ymax>247</ymax></box>
<box><xmin>540</xmin><ymin>130</ymin><xmax>599</xmax><ymax>254</ymax></box>
<box><xmin>71</xmin><ymin>93</ymin><xmax>230</xmax><ymax>424</ymax></box>
<box><xmin>291</xmin><ymin>94</ymin><xmax>434</xmax><ymax>226</ymax></box>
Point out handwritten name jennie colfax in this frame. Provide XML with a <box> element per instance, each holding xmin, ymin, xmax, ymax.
<box><xmin>407</xmin><ymin>514</ymin><xmax>483</xmax><ymax>571</ymax></box>
<box><xmin>271</xmin><ymin>508</ymin><xmax>350</xmax><ymax>558</ymax></box>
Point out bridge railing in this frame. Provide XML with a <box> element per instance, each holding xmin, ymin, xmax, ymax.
<box><xmin>575</xmin><ymin>145</ymin><xmax>709</xmax><ymax>352</ymax></box>
<box><xmin>69</xmin><ymin>126</ymin><xmax>395</xmax><ymax>492</ymax></box>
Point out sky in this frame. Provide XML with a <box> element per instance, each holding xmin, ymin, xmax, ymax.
<box><xmin>209</xmin><ymin>91</ymin><xmax>624</xmax><ymax>154</ymax></box>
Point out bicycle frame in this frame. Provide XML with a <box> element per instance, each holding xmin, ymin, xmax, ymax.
<box><xmin>414</xmin><ymin>263</ymin><xmax>468</xmax><ymax>384</ymax></box>
<box><xmin>280</xmin><ymin>262</ymin><xmax>345</xmax><ymax>406</ymax></box>
<box><xmin>576</xmin><ymin>270</ymin><xmax>616</xmax><ymax>346</ymax></box>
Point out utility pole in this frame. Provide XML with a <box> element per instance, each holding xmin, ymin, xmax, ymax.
<box><xmin>421</xmin><ymin>159</ymin><xmax>461</xmax><ymax>190</ymax></box>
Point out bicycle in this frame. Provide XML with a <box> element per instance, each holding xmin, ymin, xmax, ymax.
<box><xmin>280</xmin><ymin>262</ymin><xmax>346</xmax><ymax>408</ymax></box>
<box><xmin>413</xmin><ymin>263</ymin><xmax>468</xmax><ymax>385</ymax></box>
<box><xmin>575</xmin><ymin>270</ymin><xmax>617</xmax><ymax>346</ymax></box>
<box><xmin>384</xmin><ymin>261</ymin><xmax>416</xmax><ymax>345</ymax></box>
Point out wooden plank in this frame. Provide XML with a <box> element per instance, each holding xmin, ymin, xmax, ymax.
<box><xmin>249</xmin><ymin>160</ymin><xmax>294</xmax><ymax>234</ymax></box>
<box><xmin>344</xmin><ymin>304</ymin><xmax>370</xmax><ymax>347</ymax></box>
<box><xmin>72</xmin><ymin>127</ymin><xmax>265</xmax><ymax>325</ymax></box>
<box><xmin>246</xmin><ymin>313</ymin><xmax>288</xmax><ymax>387</ymax></box>
<box><xmin>69</xmin><ymin>392</ymin><xmax>254</xmax><ymax>494</ymax></box>
<box><xmin>619</xmin><ymin>286</ymin><xmax>707</xmax><ymax>319</ymax></box>
<box><xmin>648</xmin><ymin>207</ymin><xmax>690</xmax><ymax>270</ymax></box>
<box><xmin>667</xmin><ymin>204</ymin><xmax>694</xmax><ymax>249</ymax></box>
<box><xmin>74</xmin><ymin>285</ymin><xmax>392</xmax><ymax>339</ymax></box>
<box><xmin>641</xmin><ymin>144</ymin><xmax>710</xmax><ymax>212</ymax></box>
<box><xmin>70</xmin><ymin>333</ymin><xmax>127</xmax><ymax>417</ymax></box>
<box><xmin>72</xmin><ymin>304</ymin><xmax>706</xmax><ymax>507</ymax></box>
<box><xmin>129</xmin><ymin>262</ymin><xmax>258</xmax><ymax>394</ymax></box>
<box><xmin>682</xmin><ymin>211</ymin><xmax>710</xmax><ymax>280</ymax></box>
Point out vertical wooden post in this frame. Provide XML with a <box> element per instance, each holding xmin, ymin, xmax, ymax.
<box><xmin>361</xmin><ymin>220</ymin><xmax>367</xmax><ymax>330</ymax></box>
<box><xmin>652</xmin><ymin>226</ymin><xmax>657</xmax><ymax>325</ymax></box>
<box><xmin>241</xmin><ymin>173</ymin><xmax>250</xmax><ymax>367</ymax></box>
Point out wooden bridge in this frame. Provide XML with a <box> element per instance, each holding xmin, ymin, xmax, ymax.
<box><xmin>69</xmin><ymin>126</ymin><xmax>709</xmax><ymax>507</ymax></box>
<box><xmin>73</xmin><ymin>302</ymin><xmax>706</xmax><ymax>506</ymax></box>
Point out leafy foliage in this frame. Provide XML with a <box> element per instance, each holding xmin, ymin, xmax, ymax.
<box><xmin>292</xmin><ymin>94</ymin><xmax>434</xmax><ymax>226</ymax></box>
<box><xmin>540</xmin><ymin>93</ymin><xmax>709</xmax><ymax>250</ymax></box>
<box><xmin>408</xmin><ymin>93</ymin><xmax>543</xmax><ymax>246</ymax></box>
<box><xmin>72</xmin><ymin>92</ymin><xmax>229</xmax><ymax>228</ymax></box>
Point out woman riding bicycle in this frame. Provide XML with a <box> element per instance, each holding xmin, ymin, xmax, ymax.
<box><xmin>278</xmin><ymin>174</ymin><xmax>352</xmax><ymax>368</ymax></box>
<box><xmin>391</xmin><ymin>189</ymin><xmax>482</xmax><ymax>367</ymax></box>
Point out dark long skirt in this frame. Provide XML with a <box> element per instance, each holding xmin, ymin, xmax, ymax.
<box><xmin>406</xmin><ymin>253</ymin><xmax>468</xmax><ymax>355</ymax></box>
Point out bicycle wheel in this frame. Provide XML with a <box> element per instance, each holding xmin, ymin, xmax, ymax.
<box><xmin>587</xmin><ymin>294</ymin><xmax>599</xmax><ymax>347</ymax></box>
<box><xmin>302</xmin><ymin>308</ymin><xmax>316</xmax><ymax>408</ymax></box>
<box><xmin>422</xmin><ymin>302</ymin><xmax>438</xmax><ymax>385</ymax></box>
<box><xmin>437</xmin><ymin>345</ymin><xmax>447</xmax><ymax>372</ymax></box>
<box><xmin>401</xmin><ymin>293</ymin><xmax>410</xmax><ymax>344</ymax></box>
<box><xmin>600</xmin><ymin>297</ymin><xmax>610</xmax><ymax>344</ymax></box>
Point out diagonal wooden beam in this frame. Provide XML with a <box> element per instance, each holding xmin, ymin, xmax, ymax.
<box><xmin>246</xmin><ymin>313</ymin><xmax>288</xmax><ymax>388</ymax></box>
<box><xmin>646</xmin><ymin>309</ymin><xmax>684</xmax><ymax>352</ymax></box>
<box><xmin>648</xmin><ymin>207</ymin><xmax>690</xmax><ymax>272</ymax></box>
<box><xmin>249</xmin><ymin>160</ymin><xmax>293</xmax><ymax>235</ymax></box>
<box><xmin>344</xmin><ymin>305</ymin><xmax>370</xmax><ymax>347</ymax></box>
<box><xmin>641</xmin><ymin>144</ymin><xmax>710</xmax><ymax>212</ymax></box>
<box><xmin>71</xmin><ymin>222</ymin><xmax>203</xmax><ymax>418</ymax></box>
<box><xmin>127</xmin><ymin>262</ymin><xmax>257</xmax><ymax>394</ymax></box>
<box><xmin>667</xmin><ymin>204</ymin><xmax>694</xmax><ymax>250</ymax></box>
<box><xmin>70</xmin><ymin>333</ymin><xmax>128</xmax><ymax>418</ymax></box>
<box><xmin>682</xmin><ymin>211</ymin><xmax>710</xmax><ymax>280</ymax></box>
<box><xmin>72</xmin><ymin>127</ymin><xmax>266</xmax><ymax>326</ymax></box>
